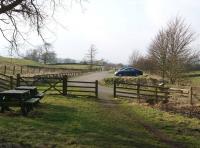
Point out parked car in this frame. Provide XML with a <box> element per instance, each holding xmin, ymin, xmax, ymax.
<box><xmin>114</xmin><ymin>67</ymin><xmax>143</xmax><ymax>76</ymax></box>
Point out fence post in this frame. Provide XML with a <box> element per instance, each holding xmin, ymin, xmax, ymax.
<box><xmin>114</xmin><ymin>80</ymin><xmax>116</xmax><ymax>98</ymax></box>
<box><xmin>95</xmin><ymin>80</ymin><xmax>98</xmax><ymax>98</ymax></box>
<box><xmin>137</xmin><ymin>83</ymin><xmax>140</xmax><ymax>103</ymax></box>
<box><xmin>20</xmin><ymin>66</ymin><xmax>23</xmax><ymax>74</ymax></box>
<box><xmin>155</xmin><ymin>87</ymin><xmax>158</xmax><ymax>103</ymax></box>
<box><xmin>164</xmin><ymin>88</ymin><xmax>169</xmax><ymax>102</ymax></box>
<box><xmin>189</xmin><ymin>86</ymin><xmax>193</xmax><ymax>105</ymax></box>
<box><xmin>16</xmin><ymin>73</ymin><xmax>21</xmax><ymax>87</ymax></box>
<box><xmin>4</xmin><ymin>65</ymin><xmax>6</xmax><ymax>75</ymax></box>
<box><xmin>27</xmin><ymin>67</ymin><xmax>29</xmax><ymax>74</ymax></box>
<box><xmin>63</xmin><ymin>75</ymin><xmax>68</xmax><ymax>96</ymax></box>
<box><xmin>10</xmin><ymin>76</ymin><xmax>13</xmax><ymax>89</ymax></box>
<box><xmin>13</xmin><ymin>66</ymin><xmax>15</xmax><ymax>75</ymax></box>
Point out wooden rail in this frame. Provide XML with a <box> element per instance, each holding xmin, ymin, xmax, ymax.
<box><xmin>63</xmin><ymin>76</ymin><xmax>98</xmax><ymax>98</ymax></box>
<box><xmin>0</xmin><ymin>63</ymin><xmax>103</xmax><ymax>76</ymax></box>
<box><xmin>169</xmin><ymin>87</ymin><xmax>200</xmax><ymax>105</ymax></box>
<box><xmin>0</xmin><ymin>74</ymin><xmax>16</xmax><ymax>91</ymax></box>
<box><xmin>0</xmin><ymin>64</ymin><xmax>89</xmax><ymax>76</ymax></box>
<box><xmin>114</xmin><ymin>81</ymin><xmax>169</xmax><ymax>102</ymax></box>
<box><xmin>9</xmin><ymin>74</ymin><xmax>99</xmax><ymax>98</ymax></box>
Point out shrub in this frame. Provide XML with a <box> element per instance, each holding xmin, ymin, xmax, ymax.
<box><xmin>103</xmin><ymin>75</ymin><xmax>159</xmax><ymax>86</ymax></box>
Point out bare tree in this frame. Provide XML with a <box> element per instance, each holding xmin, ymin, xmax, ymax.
<box><xmin>39</xmin><ymin>42</ymin><xmax>57</xmax><ymax>64</ymax></box>
<box><xmin>86</xmin><ymin>44</ymin><xmax>97</xmax><ymax>71</ymax></box>
<box><xmin>24</xmin><ymin>48</ymin><xmax>40</xmax><ymax>62</ymax></box>
<box><xmin>135</xmin><ymin>55</ymin><xmax>156</xmax><ymax>73</ymax></box>
<box><xmin>166</xmin><ymin>18</ymin><xmax>196</xmax><ymax>83</ymax></box>
<box><xmin>149</xmin><ymin>29</ymin><xmax>168</xmax><ymax>82</ymax></box>
<box><xmin>0</xmin><ymin>0</ymin><xmax>84</xmax><ymax>53</ymax></box>
<box><xmin>149</xmin><ymin>17</ymin><xmax>196</xmax><ymax>84</ymax></box>
<box><xmin>129</xmin><ymin>50</ymin><xmax>141</xmax><ymax>67</ymax></box>
<box><xmin>25</xmin><ymin>42</ymin><xmax>57</xmax><ymax>64</ymax></box>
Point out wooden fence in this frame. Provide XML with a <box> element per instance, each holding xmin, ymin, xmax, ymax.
<box><xmin>63</xmin><ymin>76</ymin><xmax>98</xmax><ymax>98</ymax></box>
<box><xmin>18</xmin><ymin>74</ymin><xmax>63</xmax><ymax>95</ymax></box>
<box><xmin>113</xmin><ymin>81</ymin><xmax>200</xmax><ymax>107</ymax></box>
<box><xmin>169</xmin><ymin>87</ymin><xmax>200</xmax><ymax>106</ymax></box>
<box><xmin>113</xmin><ymin>81</ymin><xmax>169</xmax><ymax>103</ymax></box>
<box><xmin>15</xmin><ymin>74</ymin><xmax>98</xmax><ymax>97</ymax></box>
<box><xmin>0</xmin><ymin>73</ymin><xmax>16</xmax><ymax>91</ymax></box>
<box><xmin>0</xmin><ymin>64</ymin><xmax>89</xmax><ymax>76</ymax></box>
<box><xmin>29</xmin><ymin>71</ymin><xmax>82</xmax><ymax>79</ymax></box>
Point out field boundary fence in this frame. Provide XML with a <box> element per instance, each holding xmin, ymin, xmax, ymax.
<box><xmin>168</xmin><ymin>87</ymin><xmax>200</xmax><ymax>106</ymax></box>
<box><xmin>113</xmin><ymin>81</ymin><xmax>200</xmax><ymax>118</ymax></box>
<box><xmin>113</xmin><ymin>81</ymin><xmax>200</xmax><ymax>105</ymax></box>
<box><xmin>0</xmin><ymin>64</ymin><xmax>91</xmax><ymax>76</ymax></box>
<box><xmin>113</xmin><ymin>81</ymin><xmax>169</xmax><ymax>103</ymax></box>
<box><xmin>18</xmin><ymin>74</ymin><xmax>98</xmax><ymax>97</ymax></box>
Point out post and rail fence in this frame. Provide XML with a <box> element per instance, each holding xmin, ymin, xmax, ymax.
<box><xmin>62</xmin><ymin>75</ymin><xmax>98</xmax><ymax>98</ymax></box>
<box><xmin>0</xmin><ymin>73</ymin><xmax>98</xmax><ymax>98</ymax></box>
<box><xmin>16</xmin><ymin>74</ymin><xmax>98</xmax><ymax>98</ymax></box>
<box><xmin>114</xmin><ymin>80</ymin><xmax>169</xmax><ymax>103</ymax></box>
<box><xmin>113</xmin><ymin>80</ymin><xmax>200</xmax><ymax>107</ymax></box>
<box><xmin>0</xmin><ymin>64</ymin><xmax>101</xmax><ymax>76</ymax></box>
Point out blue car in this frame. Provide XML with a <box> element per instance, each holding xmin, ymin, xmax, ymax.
<box><xmin>114</xmin><ymin>67</ymin><xmax>143</xmax><ymax>76</ymax></box>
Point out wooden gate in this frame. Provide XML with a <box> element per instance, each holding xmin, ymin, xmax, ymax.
<box><xmin>62</xmin><ymin>78</ymin><xmax>98</xmax><ymax>98</ymax></box>
<box><xmin>0</xmin><ymin>74</ymin><xmax>16</xmax><ymax>91</ymax></box>
<box><xmin>17</xmin><ymin>74</ymin><xmax>63</xmax><ymax>95</ymax></box>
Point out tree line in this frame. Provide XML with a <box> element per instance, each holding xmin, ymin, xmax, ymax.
<box><xmin>23</xmin><ymin>42</ymin><xmax>79</xmax><ymax>65</ymax></box>
<box><xmin>23</xmin><ymin>43</ymin><xmax>101</xmax><ymax>68</ymax></box>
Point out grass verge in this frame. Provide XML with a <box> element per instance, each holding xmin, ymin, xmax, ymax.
<box><xmin>121</xmin><ymin>102</ymin><xmax>200</xmax><ymax>147</ymax></box>
<box><xmin>0</xmin><ymin>95</ymin><xmax>199</xmax><ymax>147</ymax></box>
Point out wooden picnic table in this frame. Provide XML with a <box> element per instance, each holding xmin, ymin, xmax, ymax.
<box><xmin>0</xmin><ymin>90</ymin><xmax>30</xmax><ymax>101</ymax></box>
<box><xmin>15</xmin><ymin>86</ymin><xmax>37</xmax><ymax>97</ymax></box>
<box><xmin>0</xmin><ymin>89</ymin><xmax>40</xmax><ymax>116</ymax></box>
<box><xmin>15</xmin><ymin>86</ymin><xmax>44</xmax><ymax>99</ymax></box>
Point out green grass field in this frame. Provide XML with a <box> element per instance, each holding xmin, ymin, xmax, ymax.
<box><xmin>186</xmin><ymin>70</ymin><xmax>200</xmax><ymax>86</ymax></box>
<box><xmin>0</xmin><ymin>95</ymin><xmax>199</xmax><ymax>147</ymax></box>
<box><xmin>50</xmin><ymin>64</ymin><xmax>102</xmax><ymax>70</ymax></box>
<box><xmin>0</xmin><ymin>56</ymin><xmax>44</xmax><ymax>66</ymax></box>
<box><xmin>0</xmin><ymin>56</ymin><xmax>101</xmax><ymax>71</ymax></box>
<box><xmin>52</xmin><ymin>64</ymin><xmax>91</xmax><ymax>70</ymax></box>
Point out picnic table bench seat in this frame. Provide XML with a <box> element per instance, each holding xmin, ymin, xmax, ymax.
<box><xmin>15</xmin><ymin>86</ymin><xmax>44</xmax><ymax>101</ymax></box>
<box><xmin>25</xmin><ymin>98</ymin><xmax>40</xmax><ymax>104</ymax></box>
<box><xmin>35</xmin><ymin>93</ymin><xmax>44</xmax><ymax>100</ymax></box>
<box><xmin>0</xmin><ymin>97</ymin><xmax>40</xmax><ymax>116</ymax></box>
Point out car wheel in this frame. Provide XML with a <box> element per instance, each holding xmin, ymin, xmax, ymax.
<box><xmin>118</xmin><ymin>74</ymin><xmax>123</xmax><ymax>77</ymax></box>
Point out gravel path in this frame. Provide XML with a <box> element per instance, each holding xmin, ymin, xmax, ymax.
<box><xmin>70</xmin><ymin>71</ymin><xmax>114</xmax><ymax>100</ymax></box>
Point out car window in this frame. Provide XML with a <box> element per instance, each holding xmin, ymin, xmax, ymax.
<box><xmin>123</xmin><ymin>68</ymin><xmax>129</xmax><ymax>71</ymax></box>
<box><xmin>118</xmin><ymin>68</ymin><xmax>125</xmax><ymax>71</ymax></box>
<box><xmin>127</xmin><ymin>68</ymin><xmax>134</xmax><ymax>71</ymax></box>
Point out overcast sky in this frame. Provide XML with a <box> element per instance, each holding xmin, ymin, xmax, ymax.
<box><xmin>0</xmin><ymin>0</ymin><xmax>200</xmax><ymax>64</ymax></box>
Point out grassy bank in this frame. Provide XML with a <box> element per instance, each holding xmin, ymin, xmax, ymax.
<box><xmin>122</xmin><ymin>102</ymin><xmax>200</xmax><ymax>147</ymax></box>
<box><xmin>0</xmin><ymin>56</ymin><xmax>44</xmax><ymax>66</ymax></box>
<box><xmin>0</xmin><ymin>95</ymin><xmax>199</xmax><ymax>147</ymax></box>
<box><xmin>0</xmin><ymin>56</ymin><xmax>99</xmax><ymax>70</ymax></box>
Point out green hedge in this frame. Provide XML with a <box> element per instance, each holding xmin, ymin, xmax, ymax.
<box><xmin>103</xmin><ymin>76</ymin><xmax>159</xmax><ymax>86</ymax></box>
